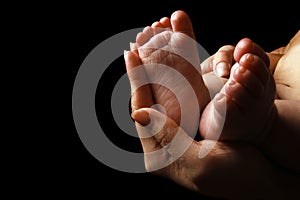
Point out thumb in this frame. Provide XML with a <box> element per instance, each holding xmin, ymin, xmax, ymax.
<box><xmin>132</xmin><ymin>108</ymin><xmax>195</xmax><ymax>171</ymax></box>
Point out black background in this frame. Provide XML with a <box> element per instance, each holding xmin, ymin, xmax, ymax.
<box><xmin>29</xmin><ymin>1</ymin><xmax>299</xmax><ymax>199</ymax></box>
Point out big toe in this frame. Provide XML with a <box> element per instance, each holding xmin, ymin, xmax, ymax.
<box><xmin>170</xmin><ymin>10</ymin><xmax>195</xmax><ymax>39</ymax></box>
<box><xmin>234</xmin><ymin>38</ymin><xmax>269</xmax><ymax>67</ymax></box>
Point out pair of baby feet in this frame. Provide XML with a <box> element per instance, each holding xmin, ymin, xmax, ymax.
<box><xmin>127</xmin><ymin>10</ymin><xmax>276</xmax><ymax>144</ymax></box>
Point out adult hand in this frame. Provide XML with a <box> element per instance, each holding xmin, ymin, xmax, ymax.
<box><xmin>124</xmin><ymin>50</ymin><xmax>300</xmax><ymax>200</ymax></box>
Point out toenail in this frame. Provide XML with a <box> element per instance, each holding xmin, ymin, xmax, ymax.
<box><xmin>245</xmin><ymin>54</ymin><xmax>254</xmax><ymax>62</ymax></box>
<box><xmin>238</xmin><ymin>66</ymin><xmax>246</xmax><ymax>73</ymax></box>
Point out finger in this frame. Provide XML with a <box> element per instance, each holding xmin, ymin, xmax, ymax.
<box><xmin>132</xmin><ymin>108</ymin><xmax>233</xmax><ymax>192</ymax></box>
<box><xmin>200</xmin><ymin>55</ymin><xmax>214</xmax><ymax>74</ymax></box>
<box><xmin>124</xmin><ymin>50</ymin><xmax>154</xmax><ymax>112</ymax></box>
<box><xmin>132</xmin><ymin>108</ymin><xmax>198</xmax><ymax>172</ymax></box>
<box><xmin>213</xmin><ymin>45</ymin><xmax>235</xmax><ymax>77</ymax></box>
<box><xmin>132</xmin><ymin>108</ymin><xmax>192</xmax><ymax>149</ymax></box>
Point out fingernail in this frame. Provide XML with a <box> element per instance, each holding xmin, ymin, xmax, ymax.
<box><xmin>216</xmin><ymin>62</ymin><xmax>230</xmax><ymax>77</ymax></box>
<box><xmin>130</xmin><ymin>42</ymin><xmax>138</xmax><ymax>51</ymax></box>
<box><xmin>124</xmin><ymin>50</ymin><xmax>129</xmax><ymax>55</ymax></box>
<box><xmin>131</xmin><ymin>109</ymin><xmax>151</xmax><ymax>126</ymax></box>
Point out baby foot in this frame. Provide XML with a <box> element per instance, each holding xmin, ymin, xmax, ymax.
<box><xmin>131</xmin><ymin>10</ymin><xmax>210</xmax><ymax>135</ymax></box>
<box><xmin>200</xmin><ymin>38</ymin><xmax>276</xmax><ymax>142</ymax></box>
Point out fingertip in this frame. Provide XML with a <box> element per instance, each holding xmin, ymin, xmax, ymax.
<box><xmin>131</xmin><ymin>109</ymin><xmax>151</xmax><ymax>126</ymax></box>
